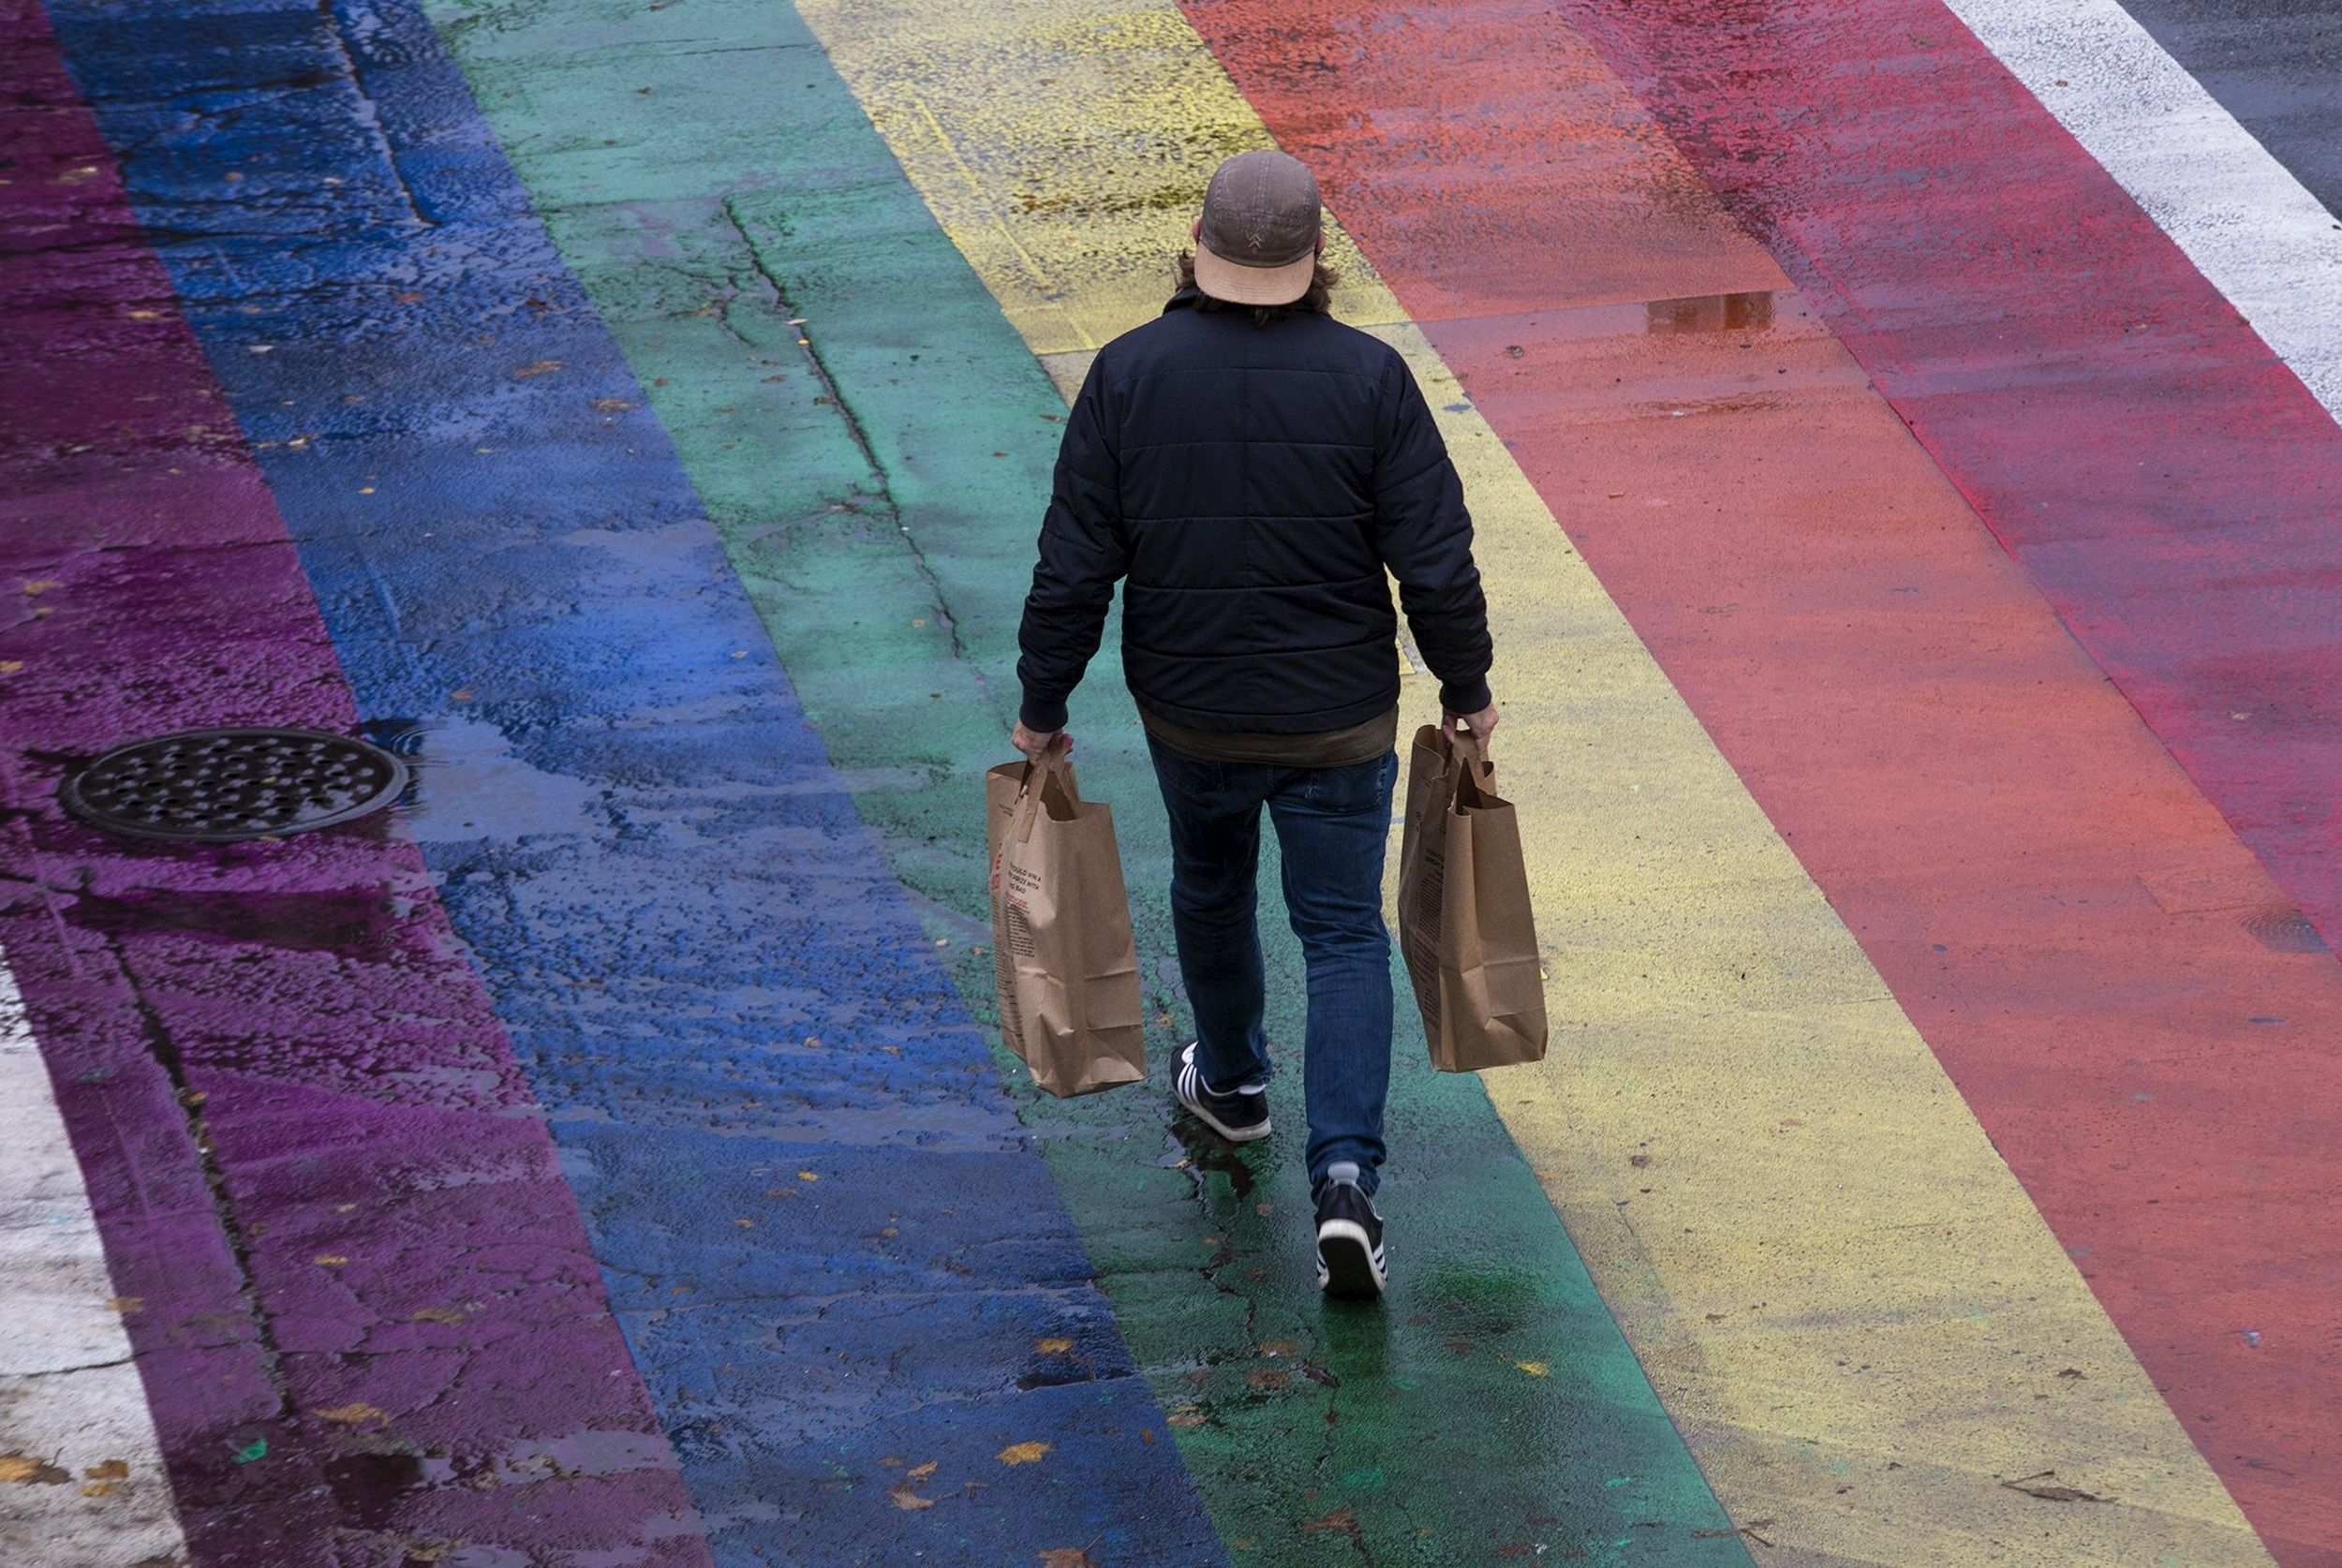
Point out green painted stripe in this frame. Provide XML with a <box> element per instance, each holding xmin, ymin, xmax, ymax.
<box><xmin>422</xmin><ymin>0</ymin><xmax>1747</xmax><ymax>1559</ymax></box>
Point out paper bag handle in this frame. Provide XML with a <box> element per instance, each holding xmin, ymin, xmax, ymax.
<box><xmin>1012</xmin><ymin>750</ymin><xmax>1077</xmax><ymax>844</ymax></box>
<box><xmin>1446</xmin><ymin>724</ymin><xmax>1494</xmax><ymax>779</ymax></box>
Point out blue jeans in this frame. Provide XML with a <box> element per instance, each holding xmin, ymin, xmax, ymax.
<box><xmin>1146</xmin><ymin>733</ymin><xmax>1400</xmax><ymax>1196</ymax></box>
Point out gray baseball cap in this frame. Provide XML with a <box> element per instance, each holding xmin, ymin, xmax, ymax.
<box><xmin>1193</xmin><ymin>150</ymin><xmax>1322</xmax><ymax>306</ymax></box>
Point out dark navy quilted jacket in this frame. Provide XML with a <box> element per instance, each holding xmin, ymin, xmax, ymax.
<box><xmin>1015</xmin><ymin>289</ymin><xmax>1492</xmax><ymax>735</ymax></box>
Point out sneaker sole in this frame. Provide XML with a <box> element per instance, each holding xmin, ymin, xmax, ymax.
<box><xmin>1175</xmin><ymin>1049</ymin><xmax>1271</xmax><ymax>1143</ymax></box>
<box><xmin>1315</xmin><ymin>1219</ymin><xmax>1387</xmax><ymax>1298</ymax></box>
<box><xmin>1175</xmin><ymin>1089</ymin><xmax>1273</xmax><ymax>1144</ymax></box>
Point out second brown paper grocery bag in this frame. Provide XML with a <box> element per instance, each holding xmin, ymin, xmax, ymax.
<box><xmin>1397</xmin><ymin>725</ymin><xmax>1549</xmax><ymax>1072</ymax></box>
<box><xmin>986</xmin><ymin>753</ymin><xmax>1148</xmax><ymax>1096</ymax></box>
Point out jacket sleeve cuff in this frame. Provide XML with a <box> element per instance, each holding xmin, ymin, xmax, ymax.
<box><xmin>1438</xmin><ymin>676</ymin><xmax>1492</xmax><ymax>717</ymax></box>
<box><xmin>1019</xmin><ymin>692</ymin><xmax>1070</xmax><ymax>732</ymax></box>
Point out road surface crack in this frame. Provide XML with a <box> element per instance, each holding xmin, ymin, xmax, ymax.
<box><xmin>85</xmin><ymin>896</ymin><xmax>298</xmax><ymax>1426</ymax></box>
<box><xmin>717</xmin><ymin>196</ymin><xmax>996</xmax><ymax>714</ymax></box>
<box><xmin>316</xmin><ymin>0</ymin><xmax>439</xmax><ymax>229</ymax></box>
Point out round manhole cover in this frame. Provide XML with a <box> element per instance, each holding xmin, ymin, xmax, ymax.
<box><xmin>58</xmin><ymin>728</ymin><xmax>410</xmax><ymax>843</ymax></box>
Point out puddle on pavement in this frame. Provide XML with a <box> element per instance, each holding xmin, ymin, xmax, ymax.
<box><xmin>61</xmin><ymin>882</ymin><xmax>409</xmax><ymax>961</ymax></box>
<box><xmin>1464</xmin><ymin>288</ymin><xmax>1801</xmax><ymax>348</ymax></box>
<box><xmin>321</xmin><ymin>1429</ymin><xmax>682</xmax><ymax>1536</ymax></box>
<box><xmin>1172</xmin><ymin>1114</ymin><xmax>1265</xmax><ymax>1199</ymax></box>
<box><xmin>322</xmin><ymin>1448</ymin><xmax>423</xmax><ymax>1534</ymax></box>
<box><xmin>1645</xmin><ymin>288</ymin><xmax>1778</xmax><ymax>333</ymax></box>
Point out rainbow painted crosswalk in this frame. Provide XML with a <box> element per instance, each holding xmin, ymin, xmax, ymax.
<box><xmin>4</xmin><ymin>0</ymin><xmax>2339</xmax><ymax>1562</ymax></box>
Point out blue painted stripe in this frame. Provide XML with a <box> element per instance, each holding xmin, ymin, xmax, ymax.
<box><xmin>42</xmin><ymin>0</ymin><xmax>1223</xmax><ymax>1560</ymax></box>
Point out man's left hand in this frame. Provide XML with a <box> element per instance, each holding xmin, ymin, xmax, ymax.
<box><xmin>1442</xmin><ymin>701</ymin><xmax>1499</xmax><ymax>759</ymax></box>
<box><xmin>1012</xmin><ymin>721</ymin><xmax>1072</xmax><ymax>762</ymax></box>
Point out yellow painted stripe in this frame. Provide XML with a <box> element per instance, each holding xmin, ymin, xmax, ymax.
<box><xmin>792</xmin><ymin>0</ymin><xmax>2276</xmax><ymax>1560</ymax></box>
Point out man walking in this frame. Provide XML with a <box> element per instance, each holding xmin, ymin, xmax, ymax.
<box><xmin>1009</xmin><ymin>150</ymin><xmax>1494</xmax><ymax>1299</ymax></box>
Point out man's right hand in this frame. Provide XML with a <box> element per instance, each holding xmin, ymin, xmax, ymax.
<box><xmin>1442</xmin><ymin>701</ymin><xmax>1498</xmax><ymax>758</ymax></box>
<box><xmin>1012</xmin><ymin>721</ymin><xmax>1073</xmax><ymax>762</ymax></box>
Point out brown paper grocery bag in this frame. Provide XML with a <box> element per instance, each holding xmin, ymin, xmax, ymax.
<box><xmin>985</xmin><ymin>753</ymin><xmax>1148</xmax><ymax>1097</ymax></box>
<box><xmin>1397</xmin><ymin>725</ymin><xmax>1549</xmax><ymax>1072</ymax></box>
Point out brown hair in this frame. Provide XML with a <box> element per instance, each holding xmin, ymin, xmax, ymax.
<box><xmin>1175</xmin><ymin>249</ymin><xmax>1339</xmax><ymax>327</ymax></box>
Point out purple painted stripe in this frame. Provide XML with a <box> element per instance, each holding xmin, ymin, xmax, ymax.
<box><xmin>0</xmin><ymin>4</ymin><xmax>712</xmax><ymax>1561</ymax></box>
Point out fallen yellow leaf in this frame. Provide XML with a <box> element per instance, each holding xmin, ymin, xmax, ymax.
<box><xmin>83</xmin><ymin>1460</ymin><xmax>128</xmax><ymax>1481</ymax></box>
<box><xmin>796</xmin><ymin>1171</ymin><xmax>820</xmax><ymax>1182</ymax></box>
<box><xmin>104</xmin><ymin>1296</ymin><xmax>141</xmax><ymax>1315</ymax></box>
<box><xmin>22</xmin><ymin>580</ymin><xmax>61</xmax><ymax>595</ymax></box>
<box><xmin>0</xmin><ymin>1454</ymin><xmax>67</xmax><ymax>1484</ymax></box>
<box><xmin>511</xmin><ymin>360</ymin><xmax>565</xmax><ymax>378</ymax></box>
<box><xmin>995</xmin><ymin>1442</ymin><xmax>1050</xmax><ymax>1466</ymax></box>
<box><xmin>313</xmin><ymin>1403</ymin><xmax>387</xmax><ymax>1426</ymax></box>
<box><xmin>80</xmin><ymin>1481</ymin><xmax>120</xmax><ymax>1498</ymax></box>
<box><xmin>885</xmin><ymin>1482</ymin><xmax>933</xmax><ymax>1511</ymax></box>
<box><xmin>1032</xmin><ymin>1337</ymin><xmax>1074</xmax><ymax>1354</ymax></box>
<box><xmin>408</xmin><ymin>1306</ymin><xmax>468</xmax><ymax>1324</ymax></box>
<box><xmin>0</xmin><ymin>662</ymin><xmax>23</xmax><ymax>675</ymax></box>
<box><xmin>313</xmin><ymin>1255</ymin><xmax>349</xmax><ymax>1267</ymax></box>
<box><xmin>1516</xmin><ymin>1361</ymin><xmax>1550</xmax><ymax>1378</ymax></box>
<box><xmin>907</xmin><ymin>1460</ymin><xmax>938</xmax><ymax>1481</ymax></box>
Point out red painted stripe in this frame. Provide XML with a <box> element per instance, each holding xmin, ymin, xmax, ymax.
<box><xmin>1180</xmin><ymin>1</ymin><xmax>2342</xmax><ymax>1561</ymax></box>
<box><xmin>1563</xmin><ymin>0</ymin><xmax>2342</xmax><ymax>954</ymax></box>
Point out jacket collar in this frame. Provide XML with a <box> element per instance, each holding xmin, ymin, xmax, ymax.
<box><xmin>1164</xmin><ymin>284</ymin><xmax>1312</xmax><ymax>322</ymax></box>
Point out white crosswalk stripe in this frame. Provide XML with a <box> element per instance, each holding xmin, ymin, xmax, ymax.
<box><xmin>1944</xmin><ymin>0</ymin><xmax>2342</xmax><ymax>422</ymax></box>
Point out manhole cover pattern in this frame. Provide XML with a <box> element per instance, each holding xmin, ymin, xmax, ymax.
<box><xmin>59</xmin><ymin>728</ymin><xmax>410</xmax><ymax>843</ymax></box>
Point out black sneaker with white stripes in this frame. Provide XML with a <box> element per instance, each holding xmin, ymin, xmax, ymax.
<box><xmin>1314</xmin><ymin>1161</ymin><xmax>1387</xmax><ymax>1299</ymax></box>
<box><xmin>1173</xmin><ymin>1043</ymin><xmax>1270</xmax><ymax>1143</ymax></box>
